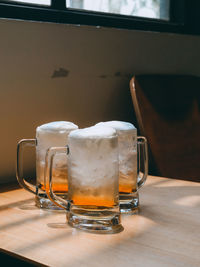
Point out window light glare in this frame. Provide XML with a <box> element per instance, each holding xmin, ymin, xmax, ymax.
<box><xmin>66</xmin><ymin>0</ymin><xmax>169</xmax><ymax>20</ymax></box>
<box><xmin>6</xmin><ymin>0</ymin><xmax>51</xmax><ymax>6</ymax></box>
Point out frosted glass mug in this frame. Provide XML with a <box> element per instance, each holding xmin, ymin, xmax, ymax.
<box><xmin>96</xmin><ymin>121</ymin><xmax>148</xmax><ymax>214</ymax></box>
<box><xmin>16</xmin><ymin>121</ymin><xmax>78</xmax><ymax>209</ymax></box>
<box><xmin>45</xmin><ymin>126</ymin><xmax>123</xmax><ymax>233</ymax></box>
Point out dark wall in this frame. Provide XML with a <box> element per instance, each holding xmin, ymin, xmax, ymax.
<box><xmin>0</xmin><ymin>18</ymin><xmax>200</xmax><ymax>182</ymax></box>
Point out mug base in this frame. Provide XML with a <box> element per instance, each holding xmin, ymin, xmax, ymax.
<box><xmin>119</xmin><ymin>192</ymin><xmax>139</xmax><ymax>214</ymax></box>
<box><xmin>67</xmin><ymin>208</ymin><xmax>123</xmax><ymax>234</ymax></box>
<box><xmin>35</xmin><ymin>194</ymin><xmax>67</xmax><ymax>211</ymax></box>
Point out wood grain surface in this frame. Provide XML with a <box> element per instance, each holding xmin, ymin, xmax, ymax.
<box><xmin>0</xmin><ymin>176</ymin><xmax>200</xmax><ymax>267</ymax></box>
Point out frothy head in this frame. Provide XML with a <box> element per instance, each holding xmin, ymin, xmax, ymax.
<box><xmin>36</xmin><ymin>121</ymin><xmax>78</xmax><ymax>134</ymax></box>
<box><xmin>95</xmin><ymin>121</ymin><xmax>136</xmax><ymax>135</ymax></box>
<box><xmin>69</xmin><ymin>125</ymin><xmax>117</xmax><ymax>140</ymax></box>
<box><xmin>36</xmin><ymin>121</ymin><xmax>78</xmax><ymax>158</ymax></box>
<box><xmin>67</xmin><ymin>125</ymin><xmax>118</xmax><ymax>188</ymax></box>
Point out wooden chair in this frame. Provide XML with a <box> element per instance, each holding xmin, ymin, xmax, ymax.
<box><xmin>130</xmin><ymin>75</ymin><xmax>200</xmax><ymax>182</ymax></box>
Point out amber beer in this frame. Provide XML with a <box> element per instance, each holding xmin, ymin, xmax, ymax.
<box><xmin>39</xmin><ymin>167</ymin><xmax>68</xmax><ymax>193</ymax></box>
<box><xmin>119</xmin><ymin>172</ymin><xmax>137</xmax><ymax>194</ymax></box>
<box><xmin>40</xmin><ymin>183</ymin><xmax>68</xmax><ymax>193</ymax></box>
<box><xmin>68</xmin><ymin>183</ymin><xmax>117</xmax><ymax>207</ymax></box>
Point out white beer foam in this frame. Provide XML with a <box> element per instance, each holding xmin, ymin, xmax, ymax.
<box><xmin>96</xmin><ymin>121</ymin><xmax>136</xmax><ymax>135</ymax></box>
<box><xmin>68</xmin><ymin>126</ymin><xmax>118</xmax><ymax>187</ymax></box>
<box><xmin>69</xmin><ymin>125</ymin><xmax>117</xmax><ymax>139</ymax></box>
<box><xmin>36</xmin><ymin>121</ymin><xmax>78</xmax><ymax>167</ymax></box>
<box><xmin>37</xmin><ymin>121</ymin><xmax>78</xmax><ymax>133</ymax></box>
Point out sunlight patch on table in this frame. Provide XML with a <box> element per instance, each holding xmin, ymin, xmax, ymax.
<box><xmin>174</xmin><ymin>195</ymin><xmax>200</xmax><ymax>207</ymax></box>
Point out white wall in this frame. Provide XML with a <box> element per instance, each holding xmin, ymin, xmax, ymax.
<box><xmin>0</xmin><ymin>18</ymin><xmax>200</xmax><ymax>182</ymax></box>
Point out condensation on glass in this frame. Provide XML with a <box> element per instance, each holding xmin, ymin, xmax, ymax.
<box><xmin>6</xmin><ymin>0</ymin><xmax>51</xmax><ymax>6</ymax></box>
<box><xmin>45</xmin><ymin>125</ymin><xmax>123</xmax><ymax>234</ymax></box>
<box><xmin>96</xmin><ymin>121</ymin><xmax>148</xmax><ymax>214</ymax></box>
<box><xmin>66</xmin><ymin>0</ymin><xmax>170</xmax><ymax>20</ymax></box>
<box><xmin>16</xmin><ymin>121</ymin><xmax>78</xmax><ymax>210</ymax></box>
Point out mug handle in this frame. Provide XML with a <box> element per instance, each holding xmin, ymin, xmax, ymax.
<box><xmin>16</xmin><ymin>139</ymin><xmax>37</xmax><ymax>194</ymax></box>
<box><xmin>137</xmin><ymin>136</ymin><xmax>148</xmax><ymax>189</ymax></box>
<box><xmin>45</xmin><ymin>146</ymin><xmax>69</xmax><ymax>210</ymax></box>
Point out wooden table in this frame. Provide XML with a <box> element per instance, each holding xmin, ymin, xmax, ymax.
<box><xmin>0</xmin><ymin>175</ymin><xmax>200</xmax><ymax>267</ymax></box>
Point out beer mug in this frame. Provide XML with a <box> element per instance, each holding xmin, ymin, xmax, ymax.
<box><xmin>46</xmin><ymin>126</ymin><xmax>123</xmax><ymax>233</ymax></box>
<box><xmin>16</xmin><ymin>121</ymin><xmax>78</xmax><ymax>209</ymax></box>
<box><xmin>96</xmin><ymin>121</ymin><xmax>148</xmax><ymax>214</ymax></box>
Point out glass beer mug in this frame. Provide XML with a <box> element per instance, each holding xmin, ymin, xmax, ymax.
<box><xmin>46</xmin><ymin>126</ymin><xmax>123</xmax><ymax>233</ymax></box>
<box><xmin>96</xmin><ymin>121</ymin><xmax>148</xmax><ymax>214</ymax></box>
<box><xmin>16</xmin><ymin>121</ymin><xmax>78</xmax><ymax>209</ymax></box>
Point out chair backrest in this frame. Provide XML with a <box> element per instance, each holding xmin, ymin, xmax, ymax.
<box><xmin>130</xmin><ymin>75</ymin><xmax>200</xmax><ymax>182</ymax></box>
